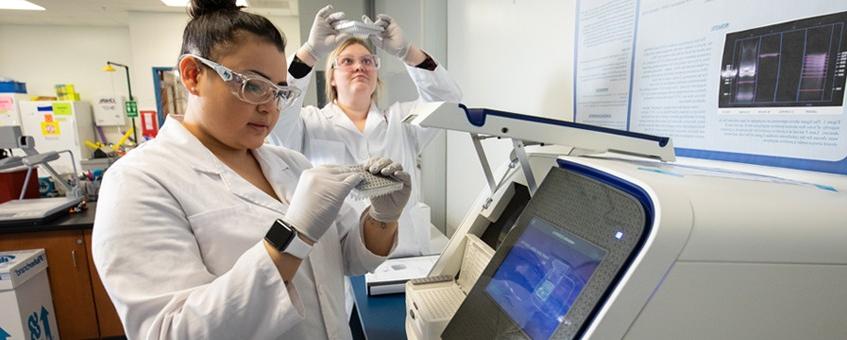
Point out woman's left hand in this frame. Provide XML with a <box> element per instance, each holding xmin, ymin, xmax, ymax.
<box><xmin>363</xmin><ymin>14</ymin><xmax>411</xmax><ymax>60</ymax></box>
<box><xmin>365</xmin><ymin>157</ymin><xmax>412</xmax><ymax>223</ymax></box>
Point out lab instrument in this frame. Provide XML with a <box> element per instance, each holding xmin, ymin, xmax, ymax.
<box><xmin>404</xmin><ymin>103</ymin><xmax>847</xmax><ymax>340</ymax></box>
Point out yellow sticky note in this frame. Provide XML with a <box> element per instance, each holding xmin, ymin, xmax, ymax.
<box><xmin>41</xmin><ymin>121</ymin><xmax>61</xmax><ymax>137</ymax></box>
<box><xmin>53</xmin><ymin>102</ymin><xmax>72</xmax><ymax>115</ymax></box>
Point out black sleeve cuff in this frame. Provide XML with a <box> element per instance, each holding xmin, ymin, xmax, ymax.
<box><xmin>415</xmin><ymin>52</ymin><xmax>438</xmax><ymax>71</ymax></box>
<box><xmin>289</xmin><ymin>54</ymin><xmax>313</xmax><ymax>79</ymax></box>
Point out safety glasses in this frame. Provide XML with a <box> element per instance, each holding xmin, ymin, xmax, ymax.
<box><xmin>182</xmin><ymin>54</ymin><xmax>302</xmax><ymax>110</ymax></box>
<box><xmin>332</xmin><ymin>54</ymin><xmax>381</xmax><ymax>71</ymax></box>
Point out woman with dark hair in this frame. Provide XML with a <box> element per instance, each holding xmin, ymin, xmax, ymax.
<box><xmin>270</xmin><ymin>6</ymin><xmax>463</xmax><ymax>257</ymax></box>
<box><xmin>92</xmin><ymin>1</ymin><xmax>410</xmax><ymax>338</ymax></box>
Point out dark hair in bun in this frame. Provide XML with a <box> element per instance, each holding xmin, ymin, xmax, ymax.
<box><xmin>187</xmin><ymin>0</ymin><xmax>240</xmax><ymax>17</ymax></box>
<box><xmin>180</xmin><ymin>0</ymin><xmax>286</xmax><ymax>60</ymax></box>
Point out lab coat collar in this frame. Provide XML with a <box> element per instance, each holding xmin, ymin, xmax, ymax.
<box><xmin>158</xmin><ymin>117</ymin><xmax>224</xmax><ymax>175</ymax></box>
<box><xmin>324</xmin><ymin>101</ymin><xmax>386</xmax><ymax>135</ymax></box>
<box><xmin>221</xmin><ymin>150</ymin><xmax>290</xmax><ymax>214</ymax></box>
<box><xmin>158</xmin><ymin>116</ymin><xmax>290</xmax><ymax>214</ymax></box>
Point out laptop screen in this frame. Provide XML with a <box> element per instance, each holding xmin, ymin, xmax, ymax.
<box><xmin>484</xmin><ymin>217</ymin><xmax>607</xmax><ymax>339</ymax></box>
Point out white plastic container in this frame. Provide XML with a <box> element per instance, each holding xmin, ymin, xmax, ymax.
<box><xmin>0</xmin><ymin>249</ymin><xmax>59</xmax><ymax>340</ymax></box>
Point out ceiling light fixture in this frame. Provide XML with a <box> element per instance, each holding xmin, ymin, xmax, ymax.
<box><xmin>161</xmin><ymin>0</ymin><xmax>248</xmax><ymax>7</ymax></box>
<box><xmin>0</xmin><ymin>0</ymin><xmax>46</xmax><ymax>11</ymax></box>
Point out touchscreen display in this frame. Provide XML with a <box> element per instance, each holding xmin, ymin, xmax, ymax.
<box><xmin>485</xmin><ymin>217</ymin><xmax>606</xmax><ymax>339</ymax></box>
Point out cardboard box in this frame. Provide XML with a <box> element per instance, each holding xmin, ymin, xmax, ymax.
<box><xmin>0</xmin><ymin>249</ymin><xmax>59</xmax><ymax>340</ymax></box>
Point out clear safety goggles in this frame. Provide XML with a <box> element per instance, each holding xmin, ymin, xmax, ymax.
<box><xmin>332</xmin><ymin>54</ymin><xmax>381</xmax><ymax>71</ymax></box>
<box><xmin>182</xmin><ymin>54</ymin><xmax>302</xmax><ymax>110</ymax></box>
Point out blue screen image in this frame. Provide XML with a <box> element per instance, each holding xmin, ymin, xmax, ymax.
<box><xmin>485</xmin><ymin>217</ymin><xmax>606</xmax><ymax>339</ymax></box>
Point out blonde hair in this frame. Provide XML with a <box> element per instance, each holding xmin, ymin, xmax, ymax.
<box><xmin>324</xmin><ymin>38</ymin><xmax>382</xmax><ymax>104</ymax></box>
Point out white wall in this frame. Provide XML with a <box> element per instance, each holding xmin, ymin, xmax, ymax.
<box><xmin>0</xmin><ymin>24</ymin><xmax>134</xmax><ymax>142</ymax></box>
<box><xmin>0</xmin><ymin>24</ymin><xmax>132</xmax><ymax>102</ymax></box>
<box><xmin>445</xmin><ymin>0</ymin><xmax>577</xmax><ymax>235</ymax></box>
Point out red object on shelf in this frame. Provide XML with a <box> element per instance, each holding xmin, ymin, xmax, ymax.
<box><xmin>0</xmin><ymin>168</ymin><xmax>39</xmax><ymax>203</ymax></box>
<box><xmin>140</xmin><ymin>110</ymin><xmax>159</xmax><ymax>139</ymax></box>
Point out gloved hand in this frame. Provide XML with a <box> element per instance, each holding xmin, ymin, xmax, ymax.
<box><xmin>302</xmin><ymin>5</ymin><xmax>349</xmax><ymax>61</ymax></box>
<box><xmin>365</xmin><ymin>157</ymin><xmax>412</xmax><ymax>223</ymax></box>
<box><xmin>285</xmin><ymin>165</ymin><xmax>363</xmax><ymax>242</ymax></box>
<box><xmin>363</xmin><ymin>14</ymin><xmax>411</xmax><ymax>60</ymax></box>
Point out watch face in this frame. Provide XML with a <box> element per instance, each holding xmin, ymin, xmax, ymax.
<box><xmin>266</xmin><ymin>219</ymin><xmax>296</xmax><ymax>251</ymax></box>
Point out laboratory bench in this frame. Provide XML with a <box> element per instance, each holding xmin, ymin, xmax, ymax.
<box><xmin>0</xmin><ymin>202</ymin><xmax>126</xmax><ymax>339</ymax></box>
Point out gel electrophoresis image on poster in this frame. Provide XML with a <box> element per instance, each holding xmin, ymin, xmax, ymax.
<box><xmin>719</xmin><ymin>11</ymin><xmax>847</xmax><ymax>112</ymax></box>
<box><xmin>575</xmin><ymin>0</ymin><xmax>847</xmax><ymax>174</ymax></box>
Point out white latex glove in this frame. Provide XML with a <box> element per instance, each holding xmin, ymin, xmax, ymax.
<box><xmin>363</xmin><ymin>14</ymin><xmax>411</xmax><ymax>60</ymax></box>
<box><xmin>365</xmin><ymin>157</ymin><xmax>412</xmax><ymax>223</ymax></box>
<box><xmin>303</xmin><ymin>5</ymin><xmax>350</xmax><ymax>61</ymax></box>
<box><xmin>286</xmin><ymin>165</ymin><xmax>363</xmax><ymax>242</ymax></box>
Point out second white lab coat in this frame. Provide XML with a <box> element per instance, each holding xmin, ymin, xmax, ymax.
<box><xmin>269</xmin><ymin>58</ymin><xmax>462</xmax><ymax>257</ymax></box>
<box><xmin>92</xmin><ymin>117</ymin><xmax>392</xmax><ymax>340</ymax></box>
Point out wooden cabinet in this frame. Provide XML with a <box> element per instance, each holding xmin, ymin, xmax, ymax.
<box><xmin>83</xmin><ymin>230</ymin><xmax>124</xmax><ymax>337</ymax></box>
<box><xmin>0</xmin><ymin>229</ymin><xmax>124</xmax><ymax>339</ymax></box>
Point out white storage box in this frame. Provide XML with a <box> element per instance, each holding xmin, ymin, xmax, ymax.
<box><xmin>405</xmin><ymin>235</ymin><xmax>494</xmax><ymax>340</ymax></box>
<box><xmin>0</xmin><ymin>249</ymin><xmax>59</xmax><ymax>340</ymax></box>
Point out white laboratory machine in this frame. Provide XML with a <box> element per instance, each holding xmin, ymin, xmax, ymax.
<box><xmin>0</xmin><ymin>126</ymin><xmax>83</xmax><ymax>225</ymax></box>
<box><xmin>404</xmin><ymin>103</ymin><xmax>847</xmax><ymax>340</ymax></box>
<box><xmin>18</xmin><ymin>100</ymin><xmax>94</xmax><ymax>174</ymax></box>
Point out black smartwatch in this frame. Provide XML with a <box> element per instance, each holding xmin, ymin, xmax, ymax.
<box><xmin>265</xmin><ymin>219</ymin><xmax>312</xmax><ymax>259</ymax></box>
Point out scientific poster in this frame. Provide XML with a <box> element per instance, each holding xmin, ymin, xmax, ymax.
<box><xmin>574</xmin><ymin>0</ymin><xmax>847</xmax><ymax>174</ymax></box>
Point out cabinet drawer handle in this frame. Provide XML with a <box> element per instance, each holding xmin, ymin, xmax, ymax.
<box><xmin>71</xmin><ymin>250</ymin><xmax>78</xmax><ymax>269</ymax></box>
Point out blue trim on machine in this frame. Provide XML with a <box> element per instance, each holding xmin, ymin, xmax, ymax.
<box><xmin>458</xmin><ymin>104</ymin><xmax>670</xmax><ymax>147</ymax></box>
<box><xmin>556</xmin><ymin>158</ymin><xmax>655</xmax><ymax>339</ymax></box>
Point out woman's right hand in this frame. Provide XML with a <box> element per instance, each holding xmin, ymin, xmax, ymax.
<box><xmin>285</xmin><ymin>165</ymin><xmax>363</xmax><ymax>242</ymax></box>
<box><xmin>302</xmin><ymin>5</ymin><xmax>348</xmax><ymax>61</ymax></box>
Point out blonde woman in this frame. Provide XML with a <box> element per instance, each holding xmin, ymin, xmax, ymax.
<box><xmin>270</xmin><ymin>5</ymin><xmax>463</xmax><ymax>257</ymax></box>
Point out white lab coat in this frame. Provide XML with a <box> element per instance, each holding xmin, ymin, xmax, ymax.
<box><xmin>269</xmin><ymin>56</ymin><xmax>462</xmax><ymax>257</ymax></box>
<box><xmin>92</xmin><ymin>116</ymin><xmax>393</xmax><ymax>340</ymax></box>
